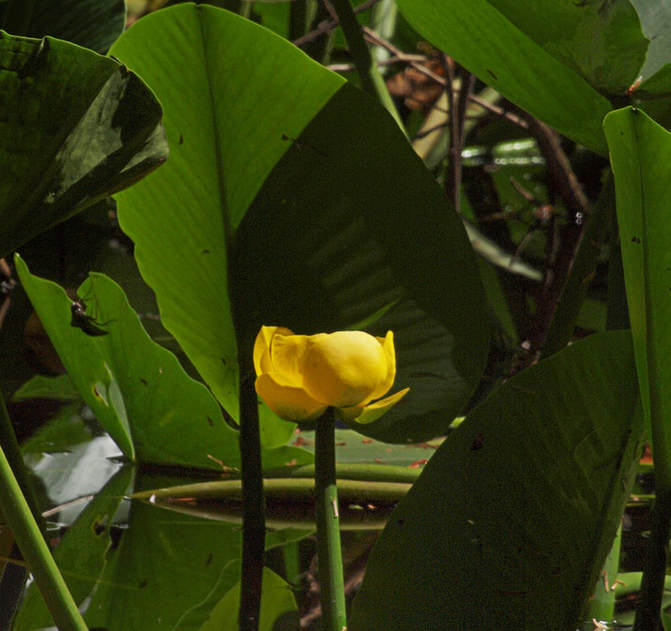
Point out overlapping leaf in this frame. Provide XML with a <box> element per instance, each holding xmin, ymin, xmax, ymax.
<box><xmin>16</xmin><ymin>254</ymin><xmax>241</xmax><ymax>469</ymax></box>
<box><xmin>111</xmin><ymin>5</ymin><xmax>489</xmax><ymax>443</ymax></box>
<box><xmin>0</xmin><ymin>31</ymin><xmax>167</xmax><ymax>257</ymax></box>
<box><xmin>488</xmin><ymin>0</ymin><xmax>647</xmax><ymax>94</ymax></box>
<box><xmin>0</xmin><ymin>0</ymin><xmax>126</xmax><ymax>53</ymax></box>
<box><xmin>351</xmin><ymin>330</ymin><xmax>643</xmax><ymax>630</ymax></box>
<box><xmin>396</xmin><ymin>0</ymin><xmax>612</xmax><ymax>153</ymax></box>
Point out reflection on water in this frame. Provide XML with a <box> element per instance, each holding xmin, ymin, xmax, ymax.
<box><xmin>25</xmin><ymin>434</ymin><xmax>123</xmax><ymax>526</ymax></box>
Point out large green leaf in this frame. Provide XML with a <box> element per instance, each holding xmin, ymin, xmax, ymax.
<box><xmin>110</xmin><ymin>4</ymin><xmax>342</xmax><ymax>446</ymax></box>
<box><xmin>604</xmin><ymin>107</ymin><xmax>671</xmax><ymax>485</ymax></box>
<box><xmin>488</xmin><ymin>0</ymin><xmax>647</xmax><ymax>95</ymax></box>
<box><xmin>0</xmin><ymin>0</ymin><xmax>126</xmax><ymax>53</ymax></box>
<box><xmin>14</xmin><ymin>471</ymin><xmax>247</xmax><ymax>631</ymax></box>
<box><xmin>15</xmin><ymin>254</ymin><xmax>241</xmax><ymax>469</ymax></box>
<box><xmin>232</xmin><ymin>83</ymin><xmax>489</xmax><ymax>442</ymax></box>
<box><xmin>0</xmin><ymin>31</ymin><xmax>167</xmax><ymax>258</ymax></box>
<box><xmin>111</xmin><ymin>4</ymin><xmax>489</xmax><ymax>443</ymax></box>
<box><xmin>395</xmin><ymin>0</ymin><xmax>612</xmax><ymax>153</ymax></box>
<box><xmin>350</xmin><ymin>330</ymin><xmax>643</xmax><ymax>630</ymax></box>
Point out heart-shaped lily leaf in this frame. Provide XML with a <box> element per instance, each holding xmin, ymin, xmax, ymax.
<box><xmin>0</xmin><ymin>30</ymin><xmax>168</xmax><ymax>257</ymax></box>
<box><xmin>13</xmin><ymin>466</ymin><xmax>306</xmax><ymax>631</ymax></box>
<box><xmin>15</xmin><ymin>254</ymin><xmax>240</xmax><ymax>470</ymax></box>
<box><xmin>110</xmin><ymin>5</ymin><xmax>489</xmax><ymax>444</ymax></box>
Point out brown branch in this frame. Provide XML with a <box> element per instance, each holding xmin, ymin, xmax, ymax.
<box><xmin>513</xmin><ymin>115</ymin><xmax>590</xmax><ymax>372</ymax></box>
<box><xmin>292</xmin><ymin>0</ymin><xmax>382</xmax><ymax>47</ymax></box>
<box><xmin>362</xmin><ymin>27</ymin><xmax>528</xmax><ymax>130</ymax></box>
<box><xmin>523</xmin><ymin>116</ymin><xmax>589</xmax><ymax>215</ymax></box>
<box><xmin>327</xmin><ymin>54</ymin><xmax>427</xmax><ymax>72</ymax></box>
<box><xmin>441</xmin><ymin>56</ymin><xmax>475</xmax><ymax>213</ymax></box>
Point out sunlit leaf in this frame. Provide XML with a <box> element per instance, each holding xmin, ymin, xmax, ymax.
<box><xmin>111</xmin><ymin>5</ymin><xmax>490</xmax><ymax>443</ymax></box>
<box><xmin>16</xmin><ymin>254</ymin><xmax>241</xmax><ymax>469</ymax></box>
<box><xmin>395</xmin><ymin>0</ymin><xmax>611</xmax><ymax>153</ymax></box>
<box><xmin>604</xmin><ymin>106</ymin><xmax>671</xmax><ymax>485</ymax></box>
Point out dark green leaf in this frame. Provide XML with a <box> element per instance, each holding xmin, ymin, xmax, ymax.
<box><xmin>0</xmin><ymin>31</ymin><xmax>168</xmax><ymax>257</ymax></box>
<box><xmin>351</xmin><ymin>330</ymin><xmax>643</xmax><ymax>630</ymax></box>
<box><xmin>0</xmin><ymin>0</ymin><xmax>126</xmax><ymax>53</ymax></box>
<box><xmin>233</xmin><ymin>83</ymin><xmax>489</xmax><ymax>442</ymax></box>
<box><xmin>488</xmin><ymin>0</ymin><xmax>647</xmax><ymax>95</ymax></box>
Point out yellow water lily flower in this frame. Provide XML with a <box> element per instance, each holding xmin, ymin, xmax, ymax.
<box><xmin>254</xmin><ymin>326</ymin><xmax>409</xmax><ymax>423</ymax></box>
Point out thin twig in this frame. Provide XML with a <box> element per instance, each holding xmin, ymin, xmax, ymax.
<box><xmin>327</xmin><ymin>54</ymin><xmax>427</xmax><ymax>72</ymax></box>
<box><xmin>362</xmin><ymin>27</ymin><xmax>528</xmax><ymax>129</ymax></box>
<box><xmin>441</xmin><ymin>57</ymin><xmax>475</xmax><ymax>213</ymax></box>
<box><xmin>292</xmin><ymin>0</ymin><xmax>382</xmax><ymax>47</ymax></box>
<box><xmin>512</xmin><ymin>115</ymin><xmax>590</xmax><ymax>371</ymax></box>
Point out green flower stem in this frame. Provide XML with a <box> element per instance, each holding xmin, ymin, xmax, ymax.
<box><xmin>328</xmin><ymin>0</ymin><xmax>404</xmax><ymax>132</ymax></box>
<box><xmin>238</xmin><ymin>368</ymin><xmax>265</xmax><ymax>631</ymax></box>
<box><xmin>315</xmin><ymin>407</ymin><xmax>347</xmax><ymax>631</ymax></box>
<box><xmin>0</xmin><ymin>394</ymin><xmax>41</xmax><ymax>523</ymax></box>
<box><xmin>0</xmin><ymin>442</ymin><xmax>87</xmax><ymax>631</ymax></box>
<box><xmin>634</xmin><ymin>488</ymin><xmax>671</xmax><ymax>630</ymax></box>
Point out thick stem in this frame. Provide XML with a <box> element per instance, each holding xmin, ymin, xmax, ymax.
<box><xmin>634</xmin><ymin>488</ymin><xmax>671</xmax><ymax>630</ymax></box>
<box><xmin>315</xmin><ymin>408</ymin><xmax>347</xmax><ymax>631</ymax></box>
<box><xmin>238</xmin><ymin>367</ymin><xmax>265</xmax><ymax>631</ymax></box>
<box><xmin>0</xmin><ymin>394</ymin><xmax>41</xmax><ymax>523</ymax></box>
<box><xmin>0</xmin><ymin>443</ymin><xmax>87</xmax><ymax>630</ymax></box>
<box><xmin>328</xmin><ymin>0</ymin><xmax>403</xmax><ymax>132</ymax></box>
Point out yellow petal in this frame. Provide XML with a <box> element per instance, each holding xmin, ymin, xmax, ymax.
<box><xmin>269</xmin><ymin>332</ymin><xmax>311</xmax><ymax>388</ymax></box>
<box><xmin>302</xmin><ymin>331</ymin><xmax>389</xmax><ymax>408</ymax></box>
<box><xmin>339</xmin><ymin>387</ymin><xmax>410</xmax><ymax>424</ymax></box>
<box><xmin>253</xmin><ymin>326</ymin><xmax>293</xmax><ymax>376</ymax></box>
<box><xmin>361</xmin><ymin>330</ymin><xmax>396</xmax><ymax>405</ymax></box>
<box><xmin>255</xmin><ymin>373</ymin><xmax>326</xmax><ymax>421</ymax></box>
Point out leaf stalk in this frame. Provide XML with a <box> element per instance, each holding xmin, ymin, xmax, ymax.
<box><xmin>315</xmin><ymin>407</ymin><xmax>347</xmax><ymax>631</ymax></box>
<box><xmin>0</xmin><ymin>396</ymin><xmax>87</xmax><ymax>630</ymax></box>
